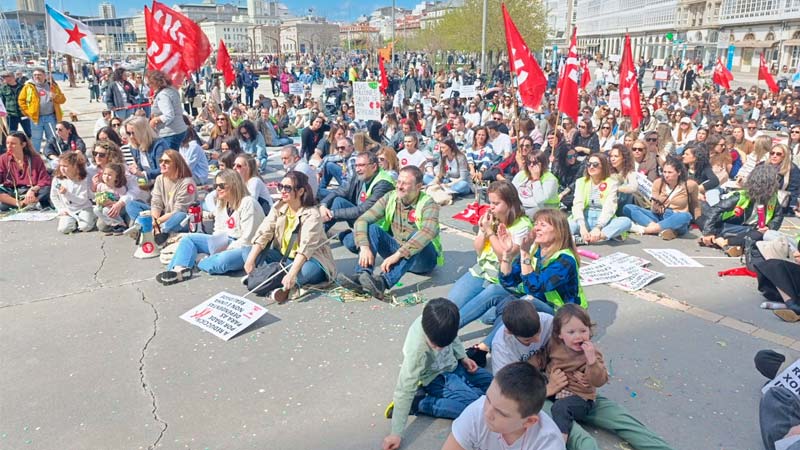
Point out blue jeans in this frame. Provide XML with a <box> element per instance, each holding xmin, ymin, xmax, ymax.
<box><xmin>202</xmin><ymin>246</ymin><xmax>328</xmax><ymax>286</ymax></box>
<box><xmin>260</xmin><ymin>248</ymin><xmax>328</xmax><ymax>286</ymax></box>
<box><xmin>720</xmin><ymin>223</ymin><xmax>751</xmax><ymax>238</ymax></box>
<box><xmin>162</xmin><ymin>131</ymin><xmax>187</xmax><ymax>151</ymax></box>
<box><xmin>7</xmin><ymin>115</ymin><xmax>31</xmax><ymax>136</ymax></box>
<box><xmin>168</xmin><ymin>233</ymin><xmax>237</xmax><ymax>272</ymax></box>
<box><xmin>622</xmin><ymin>204</ymin><xmax>692</xmax><ymax>236</ymax></box>
<box><xmin>256</xmin><ymin>147</ymin><xmax>269</xmax><ymax>173</ymax></box>
<box><xmin>454</xmin><ymin>279</ymin><xmax>515</xmax><ymax>346</ymax></box>
<box><xmin>569</xmin><ymin>209</ymin><xmax>631</xmax><ymax>241</ymax></box>
<box><xmin>125</xmin><ymin>200</ymin><xmax>189</xmax><ymax>233</ymax></box>
<box><xmin>323</xmin><ymin>197</ymin><xmax>357</xmax><ymax>232</ymax></box>
<box><xmin>354</xmin><ymin>224</ymin><xmax>438</xmax><ymax>287</ymax></box>
<box><xmin>31</xmin><ymin>113</ymin><xmax>57</xmax><ymax>153</ymax></box>
<box><xmin>417</xmin><ymin>365</ymin><xmax>493</xmax><ymax>419</ymax></box>
<box><xmin>446</xmin><ymin>180</ymin><xmax>472</xmax><ymax>195</ymax></box>
<box><xmin>320</xmin><ymin>161</ymin><xmax>344</xmax><ymax>191</ymax></box>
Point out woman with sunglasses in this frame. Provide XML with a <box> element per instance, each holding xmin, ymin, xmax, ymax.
<box><xmin>787</xmin><ymin>126</ymin><xmax>800</xmax><ymax>168</ymax></box>
<box><xmin>513</xmin><ymin>149</ymin><xmax>560</xmax><ymax>216</ymax></box>
<box><xmin>597</xmin><ymin>120</ymin><xmax>616</xmax><ymax>153</ymax></box>
<box><xmin>123</xmin><ymin>116</ymin><xmax>169</xmax><ymax>182</ymax></box>
<box><xmin>568</xmin><ymin>153</ymin><xmax>632</xmax><ymax>244</ymax></box>
<box><xmin>630</xmin><ymin>139</ymin><xmax>659</xmax><ymax>182</ymax></box>
<box><xmin>124</xmin><ymin>149</ymin><xmax>197</xmax><ymax>240</ymax></box>
<box><xmin>377</xmin><ymin>147</ymin><xmax>400</xmax><ymax>180</ymax></box>
<box><xmin>236</xmin><ymin>120</ymin><xmax>268</xmax><ymax>174</ymax></box>
<box><xmin>43</xmin><ymin>121</ymin><xmax>87</xmax><ymax>170</ymax></box>
<box><xmin>202</xmin><ymin>112</ymin><xmax>234</xmax><ymax>156</ymax></box>
<box><xmin>762</xmin><ymin>144</ymin><xmax>800</xmax><ymax>213</ymax></box>
<box><xmin>571</xmin><ymin>119</ymin><xmax>599</xmax><ymax>157</ymax></box>
<box><xmin>707</xmin><ymin>134</ymin><xmax>734</xmax><ymax>186</ymax></box>
<box><xmin>156</xmin><ymin>169</ymin><xmax>265</xmax><ymax>285</ymax></box>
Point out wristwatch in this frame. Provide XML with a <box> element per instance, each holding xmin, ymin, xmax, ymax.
<box><xmin>522</xmin><ymin>257</ymin><xmax>532</xmax><ymax>265</ymax></box>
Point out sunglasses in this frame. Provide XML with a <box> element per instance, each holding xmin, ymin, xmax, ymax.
<box><xmin>631</xmin><ymin>147</ymin><xmax>645</xmax><ymax>151</ymax></box>
<box><xmin>55</xmin><ymin>127</ymin><xmax>67</xmax><ymax>132</ymax></box>
<box><xmin>111</xmin><ymin>123</ymin><xmax>121</xmax><ymax>128</ymax></box>
<box><xmin>526</xmin><ymin>160</ymin><xmax>539</xmax><ymax>166</ymax></box>
<box><xmin>748</xmin><ymin>127</ymin><xmax>757</xmax><ymax>130</ymax></box>
<box><xmin>214</xmin><ymin>183</ymin><xmax>227</xmax><ymax>190</ymax></box>
<box><xmin>587</xmin><ymin>161</ymin><xmax>601</xmax><ymax>168</ymax></box>
<box><xmin>714</xmin><ymin>123</ymin><xmax>723</xmax><ymax>126</ymax></box>
<box><xmin>276</xmin><ymin>184</ymin><xmax>296</xmax><ymax>192</ymax></box>
<box><xmin>770</xmin><ymin>151</ymin><xmax>784</xmax><ymax>156</ymax></box>
<box><xmin>601</xmin><ymin>126</ymin><xmax>610</xmax><ymax>130</ymax></box>
<box><xmin>159</xmin><ymin>159</ymin><xmax>172</xmax><ymax>164</ymax></box>
<box><xmin>336</xmin><ymin>146</ymin><xmax>348</xmax><ymax>150</ymax></box>
<box><xmin>93</xmin><ymin>151</ymin><xmax>108</xmax><ymax>157</ymax></box>
<box><xmin>566</xmin><ymin>154</ymin><xmax>577</xmax><ymax>160</ymax></box>
<box><xmin>217</xmin><ymin>117</ymin><xmax>227</xmax><ymax>121</ymax></box>
<box><xmin>578</xmin><ymin>126</ymin><xmax>587</xmax><ymax>129</ymax></box>
<box><xmin>646</xmin><ymin>138</ymin><xmax>658</xmax><ymax>142</ymax></box>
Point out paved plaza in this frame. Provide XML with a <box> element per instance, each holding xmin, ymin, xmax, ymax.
<box><xmin>1</xmin><ymin>81</ymin><xmax>799</xmax><ymax>450</ymax></box>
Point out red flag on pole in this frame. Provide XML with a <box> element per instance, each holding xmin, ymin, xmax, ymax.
<box><xmin>759</xmin><ymin>54</ymin><xmax>780</xmax><ymax>93</ymax></box>
<box><xmin>557</xmin><ymin>27</ymin><xmax>580</xmax><ymax>121</ymax></box>
<box><xmin>216</xmin><ymin>39</ymin><xmax>236</xmax><ymax>87</ymax></box>
<box><xmin>501</xmin><ymin>3</ymin><xmax>546</xmax><ymax>109</ymax></box>
<box><xmin>145</xmin><ymin>1</ymin><xmax>211</xmax><ymax>85</ymax></box>
<box><xmin>712</xmin><ymin>57</ymin><xmax>734</xmax><ymax>90</ymax></box>
<box><xmin>579</xmin><ymin>58</ymin><xmax>591</xmax><ymax>90</ymax></box>
<box><xmin>379</xmin><ymin>55</ymin><xmax>389</xmax><ymax>95</ymax></box>
<box><xmin>619</xmin><ymin>35</ymin><xmax>642</xmax><ymax>129</ymax></box>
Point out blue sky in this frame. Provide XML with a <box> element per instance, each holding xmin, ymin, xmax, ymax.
<box><xmin>48</xmin><ymin>0</ymin><xmax>417</xmax><ymax>22</ymax></box>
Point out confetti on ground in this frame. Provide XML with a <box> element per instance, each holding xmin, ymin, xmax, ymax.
<box><xmin>644</xmin><ymin>376</ymin><xmax>664</xmax><ymax>391</ymax></box>
<box><xmin>716</xmin><ymin>341</ymin><xmax>727</xmax><ymax>347</ymax></box>
<box><xmin>319</xmin><ymin>286</ymin><xmax>373</xmax><ymax>303</ymax></box>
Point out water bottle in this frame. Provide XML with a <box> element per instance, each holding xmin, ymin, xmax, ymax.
<box><xmin>757</xmin><ymin>205</ymin><xmax>765</xmax><ymax>229</ymax></box>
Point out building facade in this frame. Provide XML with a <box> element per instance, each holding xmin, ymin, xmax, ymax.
<box><xmin>15</xmin><ymin>0</ymin><xmax>43</xmax><ymax>14</ymax></box>
<box><xmin>99</xmin><ymin>2</ymin><xmax>116</xmax><ymax>19</ymax></box>
<box><xmin>279</xmin><ymin>18</ymin><xmax>339</xmax><ymax>55</ymax></box>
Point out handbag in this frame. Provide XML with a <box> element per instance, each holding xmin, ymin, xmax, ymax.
<box><xmin>245</xmin><ymin>222</ymin><xmax>300</xmax><ymax>296</ymax></box>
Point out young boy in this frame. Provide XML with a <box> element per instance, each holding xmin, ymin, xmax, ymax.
<box><xmin>441</xmin><ymin>362</ymin><xmax>565</xmax><ymax>450</ymax></box>
<box><xmin>490</xmin><ymin>300</ymin><xmax>553</xmax><ymax>374</ymax></box>
<box><xmin>383</xmin><ymin>298</ymin><xmax>493</xmax><ymax>450</ymax></box>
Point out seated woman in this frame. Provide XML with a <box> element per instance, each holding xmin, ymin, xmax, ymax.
<box><xmin>512</xmin><ymin>149</ymin><xmax>559</xmax><ymax>216</ymax></box>
<box><xmin>156</xmin><ymin>169</ymin><xmax>265</xmax><ymax>285</ymax></box>
<box><xmin>377</xmin><ymin>146</ymin><xmax>400</xmax><ymax>180</ymax></box>
<box><xmin>568</xmin><ymin>153</ymin><xmax>632</xmax><ymax>245</ymax></box>
<box><xmin>178</xmin><ymin>116</ymin><xmax>209</xmax><ymax>186</ymax></box>
<box><xmin>44</xmin><ymin>121</ymin><xmax>87</xmax><ymax>170</ymax></box>
<box><xmin>203</xmin><ymin>112</ymin><xmax>234</xmax><ymax>159</ymax></box>
<box><xmin>232</xmin><ymin>153</ymin><xmax>272</xmax><ymax>215</ymax></box>
<box><xmin>764</xmin><ymin>144</ymin><xmax>800</xmax><ymax>213</ymax></box>
<box><xmin>239</xmin><ymin>171</ymin><xmax>336</xmax><ymax>302</ymax></box>
<box><xmin>449</xmin><ymin>181</ymin><xmax>532</xmax><ymax>359</ymax></box>
<box><xmin>429</xmin><ymin>139</ymin><xmax>471</xmax><ymax>196</ymax></box>
<box><xmin>551</xmin><ymin>144</ymin><xmax>583</xmax><ymax>211</ymax></box>
<box><xmin>682</xmin><ymin>143</ymin><xmax>719</xmax><ymax>204</ymax></box>
<box><xmin>754</xmin><ymin>248</ymin><xmax>800</xmax><ymax>322</ymax></box>
<box><xmin>630</xmin><ymin>139</ymin><xmax>659</xmax><ymax>182</ymax></box>
<box><xmin>124</xmin><ymin>149</ymin><xmax>197</xmax><ymax>240</ymax></box>
<box><xmin>707</xmin><ymin>134</ymin><xmax>733</xmax><ymax>186</ymax></box>
<box><xmin>700</xmin><ymin>164</ymin><xmax>785</xmax><ymax>256</ymax></box>
<box><xmin>124</xmin><ymin>116</ymin><xmax>169</xmax><ymax>182</ymax></box>
<box><xmin>465</xmin><ymin>126</ymin><xmax>499</xmax><ymax>181</ymax></box>
<box><xmin>0</xmin><ymin>132</ymin><xmax>52</xmax><ymax>211</ymax></box>
<box><xmin>609</xmin><ymin>144</ymin><xmax>638</xmax><ymax>214</ymax></box>
<box><xmin>624</xmin><ymin>155</ymin><xmax>700</xmax><ymax>240</ymax></box>
<box><xmin>90</xmin><ymin>140</ymin><xmax>148</xmax><ymax>231</ymax></box>
<box><xmin>237</xmin><ymin>120</ymin><xmax>269</xmax><ymax>174</ymax></box>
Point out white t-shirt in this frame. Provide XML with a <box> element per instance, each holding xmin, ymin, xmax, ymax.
<box><xmin>247</xmin><ymin>177</ymin><xmax>273</xmax><ymax>206</ymax></box>
<box><xmin>397</xmin><ymin>149</ymin><xmax>428</xmax><ymax>170</ymax></box>
<box><xmin>490</xmin><ymin>133</ymin><xmax>513</xmax><ymax>157</ymax></box>
<box><xmin>491</xmin><ymin>313</ymin><xmax>554</xmax><ymax>374</ymax></box>
<box><xmin>452</xmin><ymin>397</ymin><xmax>565</xmax><ymax>450</ymax></box>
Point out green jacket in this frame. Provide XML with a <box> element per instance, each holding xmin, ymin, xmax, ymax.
<box><xmin>0</xmin><ymin>80</ymin><xmax>23</xmax><ymax>117</ymax></box>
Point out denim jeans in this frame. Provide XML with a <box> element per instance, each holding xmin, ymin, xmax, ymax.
<box><xmin>7</xmin><ymin>115</ymin><xmax>31</xmax><ymax>136</ymax></box>
<box><xmin>125</xmin><ymin>200</ymin><xmax>189</xmax><ymax>233</ymax></box>
<box><xmin>622</xmin><ymin>204</ymin><xmax>692</xmax><ymax>236</ymax></box>
<box><xmin>569</xmin><ymin>209</ymin><xmax>631</xmax><ymax>241</ymax></box>
<box><xmin>320</xmin><ymin>161</ymin><xmax>344</xmax><ymax>191</ymax></box>
<box><xmin>417</xmin><ymin>365</ymin><xmax>493</xmax><ymax>420</ymax></box>
<box><xmin>760</xmin><ymin>387</ymin><xmax>800</xmax><ymax>450</ymax></box>
<box><xmin>168</xmin><ymin>233</ymin><xmax>234</xmax><ymax>271</ymax></box>
<box><xmin>339</xmin><ymin>229</ymin><xmax>358</xmax><ymax>253</ymax></box>
<box><xmin>260</xmin><ymin>247</ymin><xmax>328</xmax><ymax>286</ymax></box>
<box><xmin>323</xmin><ymin>197</ymin><xmax>357</xmax><ymax>232</ymax></box>
<box><xmin>354</xmin><ymin>224</ymin><xmax>438</xmax><ymax>287</ymax></box>
<box><xmin>256</xmin><ymin>147</ymin><xmax>269</xmax><ymax>173</ymax></box>
<box><xmin>445</xmin><ymin>180</ymin><xmax>472</xmax><ymax>195</ymax></box>
<box><xmin>31</xmin><ymin>113</ymin><xmax>57</xmax><ymax>153</ymax></box>
<box><xmin>162</xmin><ymin>131</ymin><xmax>187</xmax><ymax>152</ymax></box>
<box><xmin>455</xmin><ymin>282</ymin><xmax>516</xmax><ymax>346</ymax></box>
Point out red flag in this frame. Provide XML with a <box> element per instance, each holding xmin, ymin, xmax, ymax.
<box><xmin>557</xmin><ymin>27</ymin><xmax>580</xmax><ymax>121</ymax></box>
<box><xmin>759</xmin><ymin>54</ymin><xmax>780</xmax><ymax>93</ymax></box>
<box><xmin>452</xmin><ymin>202</ymin><xmax>490</xmax><ymax>226</ymax></box>
<box><xmin>216</xmin><ymin>39</ymin><xmax>236</xmax><ymax>87</ymax></box>
<box><xmin>379</xmin><ymin>56</ymin><xmax>389</xmax><ymax>95</ymax></box>
<box><xmin>712</xmin><ymin>57</ymin><xmax>734</xmax><ymax>90</ymax></box>
<box><xmin>146</xmin><ymin>1</ymin><xmax>211</xmax><ymax>85</ymax></box>
<box><xmin>501</xmin><ymin>4</ymin><xmax>546</xmax><ymax>109</ymax></box>
<box><xmin>579</xmin><ymin>58</ymin><xmax>591</xmax><ymax>90</ymax></box>
<box><xmin>619</xmin><ymin>35</ymin><xmax>642</xmax><ymax>129</ymax></box>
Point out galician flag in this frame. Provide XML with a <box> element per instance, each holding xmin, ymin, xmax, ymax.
<box><xmin>46</xmin><ymin>4</ymin><xmax>100</xmax><ymax>62</ymax></box>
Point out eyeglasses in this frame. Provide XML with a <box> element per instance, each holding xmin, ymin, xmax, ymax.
<box><xmin>214</xmin><ymin>183</ymin><xmax>227</xmax><ymax>190</ymax></box>
<box><xmin>601</xmin><ymin>126</ymin><xmax>610</xmax><ymax>130</ymax></box>
<box><xmin>159</xmin><ymin>159</ymin><xmax>172</xmax><ymax>164</ymax></box>
<box><xmin>792</xmin><ymin>130</ymin><xmax>800</xmax><ymax>134</ymax></box>
<box><xmin>587</xmin><ymin>161</ymin><xmax>601</xmax><ymax>168</ymax></box>
<box><xmin>111</xmin><ymin>123</ymin><xmax>121</xmax><ymax>128</ymax></box>
<box><xmin>276</xmin><ymin>184</ymin><xmax>296</xmax><ymax>192</ymax></box>
<box><xmin>770</xmin><ymin>151</ymin><xmax>784</xmax><ymax>157</ymax></box>
<box><xmin>336</xmin><ymin>146</ymin><xmax>348</xmax><ymax>150</ymax></box>
<box><xmin>714</xmin><ymin>123</ymin><xmax>723</xmax><ymax>127</ymax></box>
<box><xmin>93</xmin><ymin>151</ymin><xmax>108</xmax><ymax>157</ymax></box>
<box><xmin>566</xmin><ymin>154</ymin><xmax>577</xmax><ymax>160</ymax></box>
<box><xmin>520</xmin><ymin>143</ymin><xmax>533</xmax><ymax>148</ymax></box>
<box><xmin>217</xmin><ymin>117</ymin><xmax>227</xmax><ymax>121</ymax></box>
<box><xmin>646</xmin><ymin>138</ymin><xmax>658</xmax><ymax>142</ymax></box>
<box><xmin>526</xmin><ymin>160</ymin><xmax>539</xmax><ymax>166</ymax></box>
<box><xmin>748</xmin><ymin>127</ymin><xmax>757</xmax><ymax>130</ymax></box>
<box><xmin>631</xmin><ymin>147</ymin><xmax>645</xmax><ymax>151</ymax></box>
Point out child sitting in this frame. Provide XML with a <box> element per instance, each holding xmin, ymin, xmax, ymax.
<box><xmin>540</xmin><ymin>304</ymin><xmax>608</xmax><ymax>442</ymax></box>
<box><xmin>51</xmin><ymin>152</ymin><xmax>96</xmax><ymax>234</ymax></box>
<box><xmin>382</xmin><ymin>298</ymin><xmax>493</xmax><ymax>450</ymax></box>
<box><xmin>93</xmin><ymin>162</ymin><xmax>128</xmax><ymax>233</ymax></box>
<box><xmin>490</xmin><ymin>300</ymin><xmax>553</xmax><ymax>374</ymax></box>
<box><xmin>441</xmin><ymin>362</ymin><xmax>565</xmax><ymax>450</ymax></box>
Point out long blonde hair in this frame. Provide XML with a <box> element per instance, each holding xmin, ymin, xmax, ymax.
<box><xmin>753</xmin><ymin>135</ymin><xmax>772</xmax><ymax>162</ymax></box>
<box><xmin>531</xmin><ymin>208</ymin><xmax>580</xmax><ymax>267</ymax></box>
<box><xmin>771</xmin><ymin>143</ymin><xmax>793</xmax><ymax>176</ymax></box>
<box><xmin>123</xmin><ymin>116</ymin><xmax>158</xmax><ymax>152</ymax></box>
<box><xmin>214</xmin><ymin>169</ymin><xmax>248</xmax><ymax>210</ymax></box>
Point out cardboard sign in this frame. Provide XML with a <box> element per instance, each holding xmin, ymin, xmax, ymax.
<box><xmin>353</xmin><ymin>81</ymin><xmax>382</xmax><ymax>121</ymax></box>
<box><xmin>180</xmin><ymin>292</ymin><xmax>268</xmax><ymax>341</ymax></box>
<box><xmin>762</xmin><ymin>359</ymin><xmax>800</xmax><ymax>397</ymax></box>
<box><xmin>579</xmin><ymin>262</ymin><xmax>628</xmax><ymax>286</ymax></box>
<box><xmin>611</xmin><ymin>266</ymin><xmax>663</xmax><ymax>291</ymax></box>
<box><xmin>608</xmin><ymin>91</ymin><xmax>621</xmax><ymax>110</ymax></box>
<box><xmin>289</xmin><ymin>82</ymin><xmax>304</xmax><ymax>95</ymax></box>
<box><xmin>636</xmin><ymin>172</ymin><xmax>653</xmax><ymax>200</ymax></box>
<box><xmin>595</xmin><ymin>252</ymin><xmax>650</xmax><ymax>268</ymax></box>
<box><xmin>643</xmin><ymin>248</ymin><xmax>703</xmax><ymax>268</ymax></box>
<box><xmin>654</xmin><ymin>70</ymin><xmax>669</xmax><ymax>81</ymax></box>
<box><xmin>460</xmin><ymin>84</ymin><xmax>477</xmax><ymax>98</ymax></box>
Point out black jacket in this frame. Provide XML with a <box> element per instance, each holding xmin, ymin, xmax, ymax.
<box><xmin>321</xmin><ymin>172</ymin><xmax>395</xmax><ymax>221</ymax></box>
<box><xmin>701</xmin><ymin>190</ymin><xmax>784</xmax><ymax>237</ymax></box>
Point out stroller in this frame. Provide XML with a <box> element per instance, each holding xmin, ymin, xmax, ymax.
<box><xmin>324</xmin><ymin>87</ymin><xmax>342</xmax><ymax>117</ymax></box>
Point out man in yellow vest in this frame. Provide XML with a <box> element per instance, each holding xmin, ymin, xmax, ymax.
<box><xmin>18</xmin><ymin>68</ymin><xmax>66</xmax><ymax>154</ymax></box>
<box><xmin>338</xmin><ymin>166</ymin><xmax>444</xmax><ymax>301</ymax></box>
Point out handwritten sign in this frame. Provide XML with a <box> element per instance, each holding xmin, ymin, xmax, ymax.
<box><xmin>762</xmin><ymin>359</ymin><xmax>800</xmax><ymax>397</ymax></box>
<box><xmin>289</xmin><ymin>82</ymin><xmax>304</xmax><ymax>95</ymax></box>
<box><xmin>611</xmin><ymin>266</ymin><xmax>663</xmax><ymax>291</ymax></box>
<box><xmin>595</xmin><ymin>252</ymin><xmax>650</xmax><ymax>268</ymax></box>
<box><xmin>460</xmin><ymin>84</ymin><xmax>477</xmax><ymax>98</ymax></box>
<box><xmin>643</xmin><ymin>248</ymin><xmax>703</xmax><ymax>268</ymax></box>
<box><xmin>636</xmin><ymin>172</ymin><xmax>653</xmax><ymax>200</ymax></box>
<box><xmin>180</xmin><ymin>292</ymin><xmax>268</xmax><ymax>341</ymax></box>
<box><xmin>353</xmin><ymin>81</ymin><xmax>382</xmax><ymax>121</ymax></box>
<box><xmin>608</xmin><ymin>91</ymin><xmax>621</xmax><ymax>110</ymax></box>
<box><xmin>654</xmin><ymin>70</ymin><xmax>669</xmax><ymax>81</ymax></box>
<box><xmin>579</xmin><ymin>262</ymin><xmax>628</xmax><ymax>286</ymax></box>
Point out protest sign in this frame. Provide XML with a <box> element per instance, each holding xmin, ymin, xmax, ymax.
<box><xmin>180</xmin><ymin>291</ymin><xmax>268</xmax><ymax>341</ymax></box>
<box><xmin>654</xmin><ymin>70</ymin><xmax>669</xmax><ymax>81</ymax></box>
<box><xmin>612</xmin><ymin>267</ymin><xmax>663</xmax><ymax>291</ymax></box>
<box><xmin>353</xmin><ymin>81</ymin><xmax>382</xmax><ymax>121</ymax></box>
<box><xmin>579</xmin><ymin>262</ymin><xmax>629</xmax><ymax>286</ymax></box>
<box><xmin>595</xmin><ymin>252</ymin><xmax>650</xmax><ymax>268</ymax></box>
<box><xmin>460</xmin><ymin>84</ymin><xmax>477</xmax><ymax>98</ymax></box>
<box><xmin>289</xmin><ymin>82</ymin><xmax>304</xmax><ymax>95</ymax></box>
<box><xmin>608</xmin><ymin>91</ymin><xmax>621</xmax><ymax>110</ymax></box>
<box><xmin>636</xmin><ymin>172</ymin><xmax>653</xmax><ymax>200</ymax></box>
<box><xmin>761</xmin><ymin>359</ymin><xmax>800</xmax><ymax>397</ymax></box>
<box><xmin>0</xmin><ymin>210</ymin><xmax>58</xmax><ymax>222</ymax></box>
<box><xmin>643</xmin><ymin>248</ymin><xmax>703</xmax><ymax>268</ymax></box>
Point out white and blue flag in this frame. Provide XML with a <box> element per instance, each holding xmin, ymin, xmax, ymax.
<box><xmin>46</xmin><ymin>4</ymin><xmax>100</xmax><ymax>63</ymax></box>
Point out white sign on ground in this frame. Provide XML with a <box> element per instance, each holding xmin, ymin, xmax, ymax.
<box><xmin>180</xmin><ymin>291</ymin><xmax>268</xmax><ymax>341</ymax></box>
<box><xmin>353</xmin><ymin>81</ymin><xmax>382</xmax><ymax>121</ymax></box>
<box><xmin>289</xmin><ymin>82</ymin><xmax>304</xmax><ymax>95</ymax></box>
<box><xmin>612</xmin><ymin>267</ymin><xmax>663</xmax><ymax>291</ymax></box>
<box><xmin>0</xmin><ymin>210</ymin><xmax>58</xmax><ymax>222</ymax></box>
<box><xmin>643</xmin><ymin>248</ymin><xmax>703</xmax><ymax>268</ymax></box>
<box><xmin>579</xmin><ymin>262</ymin><xmax>628</xmax><ymax>286</ymax></box>
<box><xmin>761</xmin><ymin>359</ymin><xmax>800</xmax><ymax>398</ymax></box>
<box><xmin>595</xmin><ymin>252</ymin><xmax>650</xmax><ymax>268</ymax></box>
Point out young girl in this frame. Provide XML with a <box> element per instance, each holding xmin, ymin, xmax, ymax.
<box><xmin>540</xmin><ymin>304</ymin><xmax>608</xmax><ymax>442</ymax></box>
<box><xmin>94</xmin><ymin>162</ymin><xmax>128</xmax><ymax>232</ymax></box>
<box><xmin>51</xmin><ymin>152</ymin><xmax>96</xmax><ymax>234</ymax></box>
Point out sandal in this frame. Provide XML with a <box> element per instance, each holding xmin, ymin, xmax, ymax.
<box><xmin>774</xmin><ymin>309</ymin><xmax>800</xmax><ymax>323</ymax></box>
<box><xmin>155</xmin><ymin>268</ymin><xmax>192</xmax><ymax>286</ymax></box>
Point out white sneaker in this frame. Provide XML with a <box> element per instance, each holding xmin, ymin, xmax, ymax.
<box><xmin>629</xmin><ymin>223</ymin><xmax>646</xmax><ymax>235</ymax></box>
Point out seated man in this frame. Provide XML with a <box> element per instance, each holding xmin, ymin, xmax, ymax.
<box><xmin>280</xmin><ymin>145</ymin><xmax>318</xmax><ymax>194</ymax></box>
<box><xmin>319</xmin><ymin>151</ymin><xmax>395</xmax><ymax>241</ymax></box>
<box><xmin>486</xmin><ymin>120</ymin><xmax>513</xmax><ymax>158</ymax></box>
<box><xmin>318</xmin><ymin>137</ymin><xmax>357</xmax><ymax>199</ymax></box>
<box><xmin>256</xmin><ymin>107</ymin><xmax>293</xmax><ymax>148</ymax></box>
<box><xmin>337</xmin><ymin>166</ymin><xmax>443</xmax><ymax>300</ymax></box>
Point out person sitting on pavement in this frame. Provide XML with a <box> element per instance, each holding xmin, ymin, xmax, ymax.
<box><xmin>124</xmin><ymin>116</ymin><xmax>169</xmax><ymax>182</ymax></box>
<box><xmin>486</xmin><ymin>120</ymin><xmax>513</xmax><ymax>158</ymax></box>
<box><xmin>318</xmin><ymin>137</ymin><xmax>357</xmax><ymax>199</ymax></box>
<box><xmin>337</xmin><ymin>165</ymin><xmax>443</xmax><ymax>301</ymax></box>
<box><xmin>50</xmin><ymin>152</ymin><xmax>96</xmax><ymax>234</ymax></box>
<box><xmin>156</xmin><ymin>169</ymin><xmax>265</xmax><ymax>285</ymax></box>
<box><xmin>753</xmin><ymin>238</ymin><xmax>800</xmax><ymax>322</ymax></box>
<box><xmin>396</xmin><ymin>133</ymin><xmax>430</xmax><ymax>172</ymax></box>
<box><xmin>320</xmin><ymin>151</ymin><xmax>395</xmax><ymax>243</ymax></box>
<box><xmin>177</xmin><ymin>116</ymin><xmax>209</xmax><ymax>186</ymax></box>
<box><xmin>237</xmin><ymin>120</ymin><xmax>268</xmax><ymax>174</ymax></box>
<box><xmin>624</xmin><ymin>155</ymin><xmax>700</xmax><ymax>241</ymax></box>
<box><xmin>755</xmin><ymin>350</ymin><xmax>800</xmax><ymax>450</ymax></box>
<box><xmin>0</xmin><ymin>131</ymin><xmax>52</xmax><ymax>211</ymax></box>
<box><xmin>427</xmin><ymin>139</ymin><xmax>472</xmax><ymax>196</ymax></box>
<box><xmin>513</xmin><ymin>148</ymin><xmax>561</xmax><ymax>216</ymax></box>
<box><xmin>89</xmin><ymin>140</ymin><xmax>148</xmax><ymax>231</ymax></box>
<box><xmin>762</xmin><ymin>143</ymin><xmax>800</xmax><ymax>214</ymax></box>
<box><xmin>682</xmin><ymin>143</ymin><xmax>719</xmax><ymax>205</ymax></box>
<box><xmin>279</xmin><ymin>145</ymin><xmax>318</xmax><ymax>193</ymax></box>
<box><xmin>699</xmin><ymin>164</ymin><xmax>784</xmax><ymax>257</ymax></box>
<box><xmin>631</xmin><ymin>136</ymin><xmax>659</xmax><ymax>182</ymax></box>
<box><xmin>377</xmin><ymin>146</ymin><xmax>400</xmax><ymax>180</ymax></box>
<box><xmin>124</xmin><ymin>150</ymin><xmax>197</xmax><ymax>242</ymax></box>
<box><xmin>568</xmin><ymin>153</ymin><xmax>632</xmax><ymax>245</ymax></box>
<box><xmin>301</xmin><ymin>115</ymin><xmax>328</xmax><ymax>163</ymax></box>
<box><xmin>203</xmin><ymin>112</ymin><xmax>234</xmax><ymax>157</ymax></box>
<box><xmin>440</xmin><ymin>361</ymin><xmax>564</xmax><ymax>450</ymax></box>
<box><xmin>43</xmin><ymin>121</ymin><xmax>87</xmax><ymax>171</ymax></box>
<box><xmin>381</xmin><ymin>298</ymin><xmax>492</xmax><ymax>450</ymax></box>
<box><xmin>255</xmin><ymin>107</ymin><xmax>293</xmax><ymax>148</ymax></box>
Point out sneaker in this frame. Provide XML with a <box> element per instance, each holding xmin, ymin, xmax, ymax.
<box><xmin>629</xmin><ymin>223</ymin><xmax>646</xmax><ymax>235</ymax></box>
<box><xmin>573</xmin><ymin>234</ymin><xmax>586</xmax><ymax>246</ymax></box>
<box><xmin>384</xmin><ymin>401</ymin><xmax>395</xmax><ymax>419</ymax></box>
<box><xmin>270</xmin><ymin>288</ymin><xmax>290</xmax><ymax>304</ymax></box>
<box><xmin>659</xmin><ymin>229</ymin><xmax>677</xmax><ymax>241</ymax></box>
<box><xmin>384</xmin><ymin>388</ymin><xmax>425</xmax><ymax>419</ymax></box>
<box><xmin>336</xmin><ymin>273</ymin><xmax>365</xmax><ymax>294</ymax></box>
<box><xmin>122</xmin><ymin>223</ymin><xmax>141</xmax><ymax>241</ymax></box>
<box><xmin>359</xmin><ymin>272</ymin><xmax>387</xmax><ymax>301</ymax></box>
<box><xmin>466</xmin><ymin>346</ymin><xmax>488</xmax><ymax>368</ymax></box>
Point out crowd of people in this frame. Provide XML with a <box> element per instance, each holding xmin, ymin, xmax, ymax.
<box><xmin>1</xmin><ymin>49</ymin><xmax>799</xmax><ymax>450</ymax></box>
